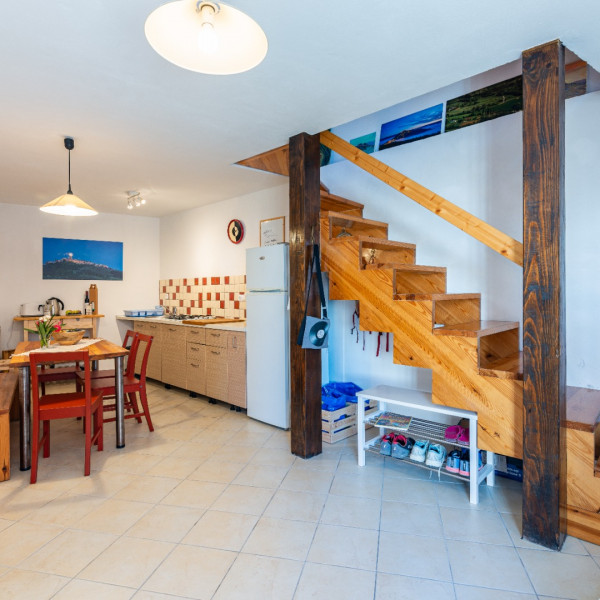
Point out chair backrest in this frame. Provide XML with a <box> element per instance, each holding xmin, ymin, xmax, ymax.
<box><xmin>30</xmin><ymin>350</ymin><xmax>93</xmax><ymax>413</ymax></box>
<box><xmin>123</xmin><ymin>331</ymin><xmax>140</xmax><ymax>377</ymax></box>
<box><xmin>135</xmin><ymin>333</ymin><xmax>153</xmax><ymax>384</ymax></box>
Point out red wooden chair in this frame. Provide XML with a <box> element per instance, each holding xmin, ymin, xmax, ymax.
<box><xmin>91</xmin><ymin>333</ymin><xmax>154</xmax><ymax>432</ymax></box>
<box><xmin>29</xmin><ymin>350</ymin><xmax>104</xmax><ymax>484</ymax></box>
<box><xmin>75</xmin><ymin>330</ymin><xmax>136</xmax><ymax>384</ymax></box>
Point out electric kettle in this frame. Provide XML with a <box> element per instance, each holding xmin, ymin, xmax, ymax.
<box><xmin>39</xmin><ymin>297</ymin><xmax>64</xmax><ymax>317</ymax></box>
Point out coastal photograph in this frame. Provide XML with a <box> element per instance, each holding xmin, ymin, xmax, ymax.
<box><xmin>379</xmin><ymin>104</ymin><xmax>443</xmax><ymax>150</ymax></box>
<box><xmin>350</xmin><ymin>131</ymin><xmax>376</xmax><ymax>154</ymax></box>
<box><xmin>43</xmin><ymin>237</ymin><xmax>123</xmax><ymax>280</ymax></box>
<box><xmin>445</xmin><ymin>75</ymin><xmax>522</xmax><ymax>132</ymax></box>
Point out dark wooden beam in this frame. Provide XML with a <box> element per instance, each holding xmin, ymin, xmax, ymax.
<box><xmin>289</xmin><ymin>132</ymin><xmax>322</xmax><ymax>459</ymax></box>
<box><xmin>522</xmin><ymin>40</ymin><xmax>566</xmax><ymax>550</ymax></box>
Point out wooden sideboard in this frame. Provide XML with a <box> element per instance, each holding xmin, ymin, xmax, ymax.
<box><xmin>14</xmin><ymin>314</ymin><xmax>104</xmax><ymax>341</ymax></box>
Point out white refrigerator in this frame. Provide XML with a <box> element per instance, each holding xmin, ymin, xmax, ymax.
<box><xmin>246</xmin><ymin>243</ymin><xmax>290</xmax><ymax>429</ymax></box>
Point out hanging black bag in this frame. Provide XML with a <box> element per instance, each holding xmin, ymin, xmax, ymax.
<box><xmin>297</xmin><ymin>244</ymin><xmax>330</xmax><ymax>349</ymax></box>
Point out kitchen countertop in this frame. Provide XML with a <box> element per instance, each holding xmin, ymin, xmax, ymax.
<box><xmin>116</xmin><ymin>315</ymin><xmax>246</xmax><ymax>332</ymax></box>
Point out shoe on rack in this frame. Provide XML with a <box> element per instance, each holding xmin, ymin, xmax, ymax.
<box><xmin>379</xmin><ymin>433</ymin><xmax>394</xmax><ymax>456</ymax></box>
<box><xmin>392</xmin><ymin>435</ymin><xmax>415</xmax><ymax>459</ymax></box>
<box><xmin>459</xmin><ymin>450</ymin><xmax>470</xmax><ymax>476</ymax></box>
<box><xmin>425</xmin><ymin>444</ymin><xmax>447</xmax><ymax>468</ymax></box>
<box><xmin>445</xmin><ymin>450</ymin><xmax>460</xmax><ymax>473</ymax></box>
<box><xmin>409</xmin><ymin>439</ymin><xmax>429</xmax><ymax>463</ymax></box>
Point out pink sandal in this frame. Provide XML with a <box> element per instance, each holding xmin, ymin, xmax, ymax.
<box><xmin>444</xmin><ymin>425</ymin><xmax>469</xmax><ymax>443</ymax></box>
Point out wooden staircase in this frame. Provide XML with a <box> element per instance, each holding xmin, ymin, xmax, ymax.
<box><xmin>319</xmin><ymin>189</ymin><xmax>524</xmax><ymax>458</ymax></box>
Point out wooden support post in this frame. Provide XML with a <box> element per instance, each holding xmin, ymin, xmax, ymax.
<box><xmin>522</xmin><ymin>40</ymin><xmax>566</xmax><ymax>550</ymax></box>
<box><xmin>289</xmin><ymin>132</ymin><xmax>322</xmax><ymax>459</ymax></box>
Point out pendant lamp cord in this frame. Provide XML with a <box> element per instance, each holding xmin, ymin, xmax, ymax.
<box><xmin>67</xmin><ymin>148</ymin><xmax>72</xmax><ymax>195</ymax></box>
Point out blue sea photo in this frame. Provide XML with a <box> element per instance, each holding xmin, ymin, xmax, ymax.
<box><xmin>43</xmin><ymin>237</ymin><xmax>123</xmax><ymax>280</ymax></box>
<box><xmin>379</xmin><ymin>104</ymin><xmax>443</xmax><ymax>150</ymax></box>
<box><xmin>350</xmin><ymin>132</ymin><xmax>376</xmax><ymax>154</ymax></box>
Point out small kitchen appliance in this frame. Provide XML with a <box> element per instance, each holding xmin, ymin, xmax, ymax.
<box><xmin>39</xmin><ymin>297</ymin><xmax>64</xmax><ymax>316</ymax></box>
<box><xmin>20</xmin><ymin>303</ymin><xmax>42</xmax><ymax>317</ymax></box>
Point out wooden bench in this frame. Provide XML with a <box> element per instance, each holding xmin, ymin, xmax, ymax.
<box><xmin>0</xmin><ymin>370</ymin><xmax>18</xmax><ymax>481</ymax></box>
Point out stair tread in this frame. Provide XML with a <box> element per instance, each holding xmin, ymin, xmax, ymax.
<box><xmin>320</xmin><ymin>191</ymin><xmax>364</xmax><ymax>210</ymax></box>
<box><xmin>324</xmin><ymin>211</ymin><xmax>388</xmax><ymax>227</ymax></box>
<box><xmin>433</xmin><ymin>320</ymin><xmax>519</xmax><ymax>338</ymax></box>
<box><xmin>359</xmin><ymin>236</ymin><xmax>416</xmax><ymax>250</ymax></box>
<box><xmin>365</xmin><ymin>263</ymin><xmax>446</xmax><ymax>273</ymax></box>
<box><xmin>479</xmin><ymin>351</ymin><xmax>523</xmax><ymax>381</ymax></box>
<box><xmin>393</xmin><ymin>292</ymin><xmax>481</xmax><ymax>301</ymax></box>
<box><xmin>565</xmin><ymin>386</ymin><xmax>600</xmax><ymax>433</ymax></box>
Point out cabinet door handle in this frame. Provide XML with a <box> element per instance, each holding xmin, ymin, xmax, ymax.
<box><xmin>168</xmin><ymin>327</ymin><xmax>176</xmax><ymax>331</ymax></box>
<box><xmin>190</xmin><ymin>346</ymin><xmax>199</xmax><ymax>351</ymax></box>
<box><xmin>211</xmin><ymin>350</ymin><xmax>220</xmax><ymax>355</ymax></box>
<box><xmin>210</xmin><ymin>333</ymin><xmax>220</xmax><ymax>338</ymax></box>
<box><xmin>191</xmin><ymin>363</ymin><xmax>199</xmax><ymax>368</ymax></box>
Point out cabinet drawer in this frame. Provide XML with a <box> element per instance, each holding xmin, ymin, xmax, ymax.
<box><xmin>186</xmin><ymin>327</ymin><xmax>206</xmax><ymax>344</ymax></box>
<box><xmin>58</xmin><ymin>317</ymin><xmax>93</xmax><ymax>330</ymax></box>
<box><xmin>187</xmin><ymin>341</ymin><xmax>205</xmax><ymax>358</ymax></box>
<box><xmin>205</xmin><ymin>330</ymin><xmax>227</xmax><ymax>348</ymax></box>
<box><xmin>186</xmin><ymin>355</ymin><xmax>206</xmax><ymax>395</ymax></box>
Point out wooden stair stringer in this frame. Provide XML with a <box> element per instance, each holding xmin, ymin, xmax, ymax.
<box><xmin>321</xmin><ymin>222</ymin><xmax>524</xmax><ymax>458</ymax></box>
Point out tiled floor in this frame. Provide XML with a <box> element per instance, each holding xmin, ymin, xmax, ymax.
<box><xmin>2</xmin><ymin>381</ymin><xmax>600</xmax><ymax>600</ymax></box>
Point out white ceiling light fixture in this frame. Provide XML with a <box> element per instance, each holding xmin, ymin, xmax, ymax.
<box><xmin>40</xmin><ymin>137</ymin><xmax>97</xmax><ymax>217</ymax></box>
<box><xmin>126</xmin><ymin>191</ymin><xmax>146</xmax><ymax>210</ymax></box>
<box><xmin>144</xmin><ymin>1</ymin><xmax>268</xmax><ymax>75</ymax></box>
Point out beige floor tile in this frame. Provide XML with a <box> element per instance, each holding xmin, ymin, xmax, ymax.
<box><xmin>263</xmin><ymin>489</ymin><xmax>327</xmax><ymax>522</ymax></box>
<box><xmin>382</xmin><ymin>474</ymin><xmax>439</xmax><ymax>504</ymax></box>
<box><xmin>455</xmin><ymin>584</ymin><xmax>538</xmax><ymax>600</ymax></box>
<box><xmin>242</xmin><ymin>516</ymin><xmax>316</xmax><ymax>561</ymax></box>
<box><xmin>66</xmin><ymin>471</ymin><xmax>136</xmax><ymax>497</ymax></box>
<box><xmin>320</xmin><ymin>494</ymin><xmax>381</xmax><ymax>530</ymax></box>
<box><xmin>380</xmin><ymin>500</ymin><xmax>444</xmax><ymax>537</ymax></box>
<box><xmin>436</xmin><ymin>480</ymin><xmax>496</xmax><ymax>511</ymax></box>
<box><xmin>213</xmin><ymin>553</ymin><xmax>302</xmax><ymax>600</ymax></box>
<box><xmin>169</xmin><ymin>442</ymin><xmax>217</xmax><ymax>460</ymax></box>
<box><xmin>73</xmin><ymin>498</ymin><xmax>153</xmax><ymax>535</ymax></box>
<box><xmin>100</xmin><ymin>452</ymin><xmax>163</xmax><ymax>475</ymax></box>
<box><xmin>293</xmin><ymin>452</ymin><xmax>340</xmax><ymax>473</ymax></box>
<box><xmin>232</xmin><ymin>464</ymin><xmax>289</xmax><ymax>488</ymax></box>
<box><xmin>440</xmin><ymin>506</ymin><xmax>513</xmax><ymax>545</ymax></box>
<box><xmin>211</xmin><ymin>484</ymin><xmax>274</xmax><ymax>515</ymax></box>
<box><xmin>143</xmin><ymin>545</ymin><xmax>235</xmax><ymax>599</ymax></box>
<box><xmin>212</xmin><ymin>444</ymin><xmax>259</xmax><ymax>463</ymax></box>
<box><xmin>132</xmin><ymin>591</ymin><xmax>194</xmax><ymax>600</ymax></box>
<box><xmin>53</xmin><ymin>578</ymin><xmax>135</xmax><ymax>599</ymax></box>
<box><xmin>144</xmin><ymin>456</ymin><xmax>205</xmax><ymax>479</ymax></box>
<box><xmin>0</xmin><ymin>518</ymin><xmax>15</xmax><ymax>533</ymax></box>
<box><xmin>160</xmin><ymin>479</ymin><xmax>226</xmax><ymax>509</ymax></box>
<box><xmin>23</xmin><ymin>492</ymin><xmax>106</xmax><ymax>527</ymax></box>
<box><xmin>226</xmin><ymin>430</ymin><xmax>270</xmax><ymax>447</ymax></box>
<box><xmin>78</xmin><ymin>536</ymin><xmax>174</xmax><ymax>588</ymax></box>
<box><xmin>187</xmin><ymin>457</ymin><xmax>246</xmax><ymax>483</ymax></box>
<box><xmin>114</xmin><ymin>475</ymin><xmax>181</xmax><ymax>503</ymax></box>
<box><xmin>0</xmin><ymin>521</ymin><xmax>62</xmax><ymax>566</ymax></box>
<box><xmin>126</xmin><ymin>504</ymin><xmax>204</xmax><ymax>543</ymax></box>
<box><xmin>182</xmin><ymin>510</ymin><xmax>257</xmax><ymax>551</ymax></box>
<box><xmin>190</xmin><ymin>429</ymin><xmax>232</xmax><ymax>445</ymax></box>
<box><xmin>489</xmin><ymin>481</ymin><xmax>523</xmax><ymax>514</ymax></box>
<box><xmin>0</xmin><ymin>486</ymin><xmax>61</xmax><ymax>520</ymax></box>
<box><xmin>518</xmin><ymin>546</ymin><xmax>600</xmax><ymax>599</ymax></box>
<box><xmin>378</xmin><ymin>531</ymin><xmax>452</xmax><ymax>581</ymax></box>
<box><xmin>375</xmin><ymin>573</ymin><xmax>455</xmax><ymax>600</ymax></box>
<box><xmin>249</xmin><ymin>447</ymin><xmax>297</xmax><ymax>468</ymax></box>
<box><xmin>447</xmin><ymin>540</ymin><xmax>534</xmax><ymax>593</ymax></box>
<box><xmin>280</xmin><ymin>468</ymin><xmax>334</xmax><ymax>494</ymax></box>
<box><xmin>20</xmin><ymin>529</ymin><xmax>117</xmax><ymax>577</ymax></box>
<box><xmin>329</xmin><ymin>471</ymin><xmax>383</xmax><ymax>499</ymax></box>
<box><xmin>295</xmin><ymin>562</ymin><xmax>375</xmax><ymax>600</ymax></box>
<box><xmin>261</xmin><ymin>430</ymin><xmax>291</xmax><ymax>449</ymax></box>
<box><xmin>0</xmin><ymin>568</ymin><xmax>68</xmax><ymax>600</ymax></box>
<box><xmin>584</xmin><ymin>539</ymin><xmax>600</xmax><ymax>556</ymax></box>
<box><xmin>307</xmin><ymin>524</ymin><xmax>378</xmax><ymax>570</ymax></box>
<box><xmin>123</xmin><ymin>437</ymin><xmax>183</xmax><ymax>457</ymax></box>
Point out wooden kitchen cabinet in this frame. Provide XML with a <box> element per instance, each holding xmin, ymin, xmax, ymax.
<box><xmin>186</xmin><ymin>341</ymin><xmax>206</xmax><ymax>396</ymax></box>
<box><xmin>161</xmin><ymin>325</ymin><xmax>187</xmax><ymax>388</ymax></box>
<box><xmin>227</xmin><ymin>332</ymin><xmax>246</xmax><ymax>409</ymax></box>
<box><xmin>205</xmin><ymin>330</ymin><xmax>228</xmax><ymax>402</ymax></box>
<box><xmin>133</xmin><ymin>321</ymin><xmax>162</xmax><ymax>380</ymax></box>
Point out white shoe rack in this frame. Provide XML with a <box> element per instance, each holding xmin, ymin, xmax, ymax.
<box><xmin>356</xmin><ymin>385</ymin><xmax>495</xmax><ymax>504</ymax></box>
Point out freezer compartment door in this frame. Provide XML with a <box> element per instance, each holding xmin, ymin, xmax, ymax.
<box><xmin>246</xmin><ymin>291</ymin><xmax>290</xmax><ymax>429</ymax></box>
<box><xmin>246</xmin><ymin>244</ymin><xmax>289</xmax><ymax>291</ymax></box>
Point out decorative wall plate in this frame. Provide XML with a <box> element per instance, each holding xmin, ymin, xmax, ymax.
<box><xmin>227</xmin><ymin>219</ymin><xmax>244</xmax><ymax>244</ymax></box>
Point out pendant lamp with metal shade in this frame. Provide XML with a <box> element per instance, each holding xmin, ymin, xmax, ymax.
<box><xmin>145</xmin><ymin>1</ymin><xmax>268</xmax><ymax>75</ymax></box>
<box><xmin>40</xmin><ymin>137</ymin><xmax>97</xmax><ymax>217</ymax></box>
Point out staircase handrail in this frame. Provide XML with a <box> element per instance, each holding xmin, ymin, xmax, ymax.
<box><xmin>320</xmin><ymin>130</ymin><xmax>523</xmax><ymax>267</ymax></box>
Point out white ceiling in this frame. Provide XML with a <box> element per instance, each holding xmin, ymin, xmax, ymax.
<box><xmin>1</xmin><ymin>0</ymin><xmax>599</xmax><ymax>217</ymax></box>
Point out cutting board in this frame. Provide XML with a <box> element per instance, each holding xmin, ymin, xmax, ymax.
<box><xmin>181</xmin><ymin>318</ymin><xmax>245</xmax><ymax>326</ymax></box>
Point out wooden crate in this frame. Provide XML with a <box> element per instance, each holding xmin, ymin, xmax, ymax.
<box><xmin>322</xmin><ymin>401</ymin><xmax>378</xmax><ymax>444</ymax></box>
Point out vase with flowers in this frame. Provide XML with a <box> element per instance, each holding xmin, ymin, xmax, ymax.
<box><xmin>25</xmin><ymin>315</ymin><xmax>62</xmax><ymax>348</ymax></box>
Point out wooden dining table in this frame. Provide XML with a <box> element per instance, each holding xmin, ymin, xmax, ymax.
<box><xmin>9</xmin><ymin>338</ymin><xmax>129</xmax><ymax>471</ymax></box>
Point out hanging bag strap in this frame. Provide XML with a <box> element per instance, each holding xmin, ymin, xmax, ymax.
<box><xmin>297</xmin><ymin>244</ymin><xmax>328</xmax><ymax>346</ymax></box>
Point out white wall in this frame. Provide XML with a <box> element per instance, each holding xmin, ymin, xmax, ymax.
<box><xmin>160</xmin><ymin>184</ymin><xmax>289</xmax><ymax>279</ymax></box>
<box><xmin>0</xmin><ymin>204</ymin><xmax>160</xmax><ymax>352</ymax></box>
<box><xmin>322</xmin><ymin>86</ymin><xmax>600</xmax><ymax>390</ymax></box>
